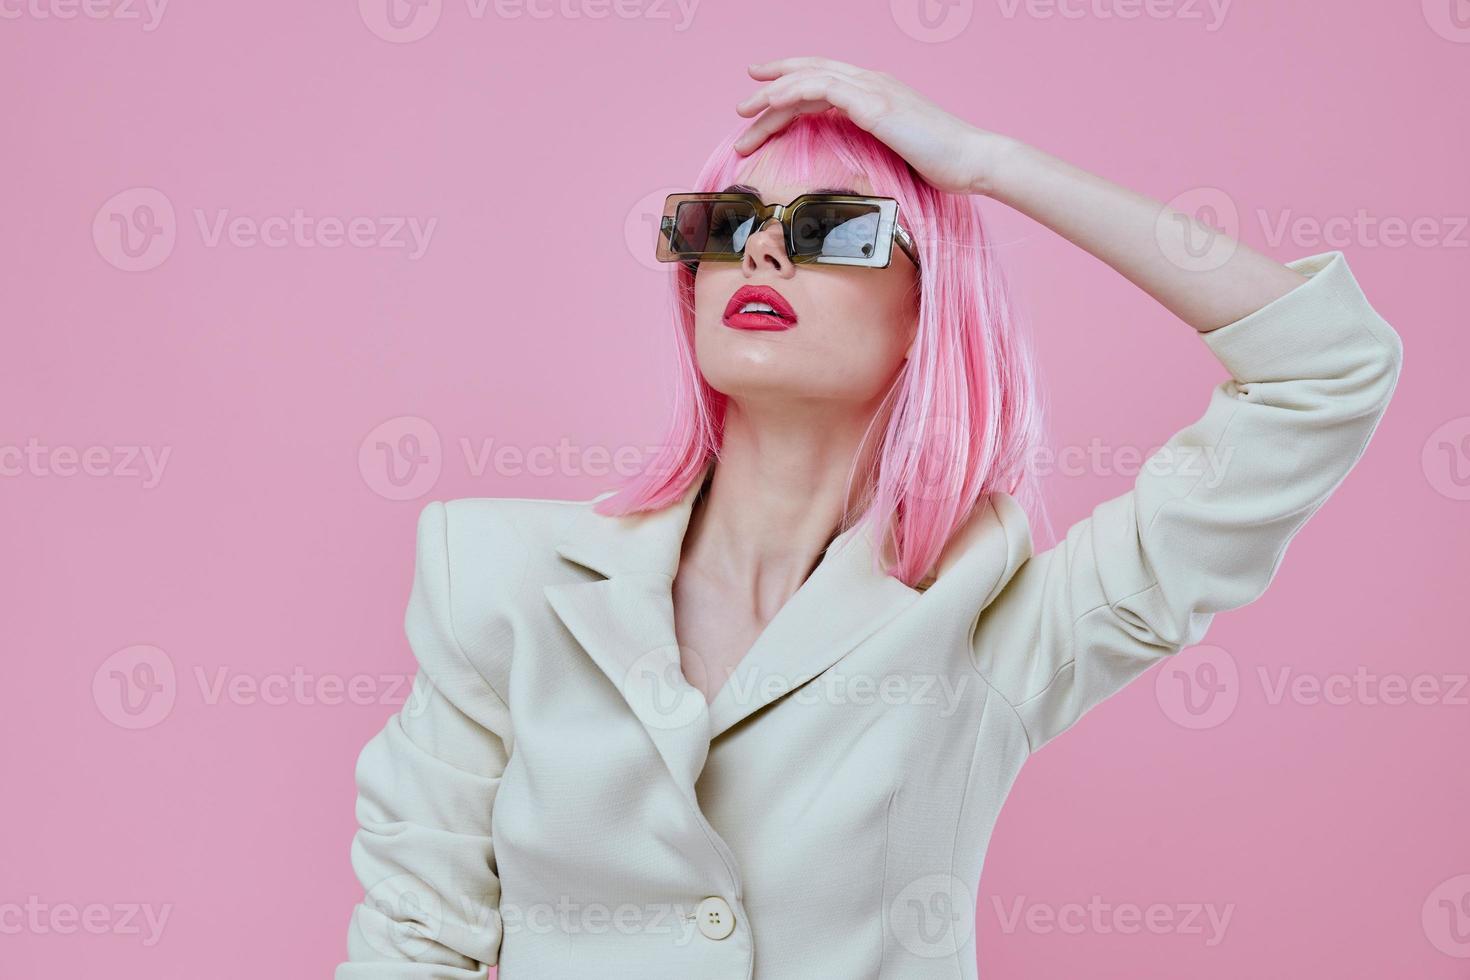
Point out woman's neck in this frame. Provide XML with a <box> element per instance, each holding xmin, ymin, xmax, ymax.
<box><xmin>677</xmin><ymin>395</ymin><xmax>883</xmax><ymax>619</ymax></box>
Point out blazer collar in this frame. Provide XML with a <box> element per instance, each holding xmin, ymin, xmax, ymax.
<box><xmin>549</xmin><ymin>461</ymin><xmax>713</xmax><ymax>581</ymax></box>
<box><xmin>542</xmin><ymin>459</ymin><xmax>1029</xmax><ymax>799</ymax></box>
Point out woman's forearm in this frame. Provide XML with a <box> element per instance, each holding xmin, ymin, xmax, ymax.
<box><xmin>970</xmin><ymin>133</ymin><xmax>1307</xmax><ymax>333</ymax></box>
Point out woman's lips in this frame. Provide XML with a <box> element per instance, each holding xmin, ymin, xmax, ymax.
<box><xmin>722</xmin><ymin>284</ymin><xmax>798</xmax><ymax>331</ymax></box>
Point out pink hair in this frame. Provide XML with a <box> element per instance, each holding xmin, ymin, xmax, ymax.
<box><xmin>596</xmin><ymin>109</ymin><xmax>1049</xmax><ymax>587</ymax></box>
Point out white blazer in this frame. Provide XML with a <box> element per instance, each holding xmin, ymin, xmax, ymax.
<box><xmin>338</xmin><ymin>252</ymin><xmax>1402</xmax><ymax>979</ymax></box>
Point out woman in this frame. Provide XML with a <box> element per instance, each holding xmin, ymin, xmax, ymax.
<box><xmin>337</xmin><ymin>58</ymin><xmax>1403</xmax><ymax>979</ymax></box>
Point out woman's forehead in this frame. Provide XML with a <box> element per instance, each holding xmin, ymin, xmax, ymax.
<box><xmin>732</xmin><ymin>152</ymin><xmax>874</xmax><ymax>200</ymax></box>
<box><xmin>722</xmin><ymin>174</ymin><xmax>877</xmax><ymax>202</ymax></box>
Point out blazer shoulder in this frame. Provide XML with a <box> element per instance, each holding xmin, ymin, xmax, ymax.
<box><xmin>410</xmin><ymin>492</ymin><xmax>603</xmax><ymax>701</ymax></box>
<box><xmin>438</xmin><ymin>492</ymin><xmax>590</xmax><ymax>544</ymax></box>
<box><xmin>429</xmin><ymin>491</ymin><xmax>598</xmax><ymax>594</ymax></box>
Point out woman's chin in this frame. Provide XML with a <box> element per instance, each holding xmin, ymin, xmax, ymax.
<box><xmin>700</xmin><ymin>368</ymin><xmax>888</xmax><ymax>408</ymax></box>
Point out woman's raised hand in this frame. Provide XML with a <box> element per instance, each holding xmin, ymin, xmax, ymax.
<box><xmin>734</xmin><ymin>56</ymin><xmax>998</xmax><ymax>196</ymax></box>
<box><xmin>735</xmin><ymin>56</ymin><xmax>1307</xmax><ymax>332</ymax></box>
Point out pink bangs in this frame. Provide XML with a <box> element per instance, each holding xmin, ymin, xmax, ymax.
<box><xmin>595</xmin><ymin>108</ymin><xmax>1048</xmax><ymax>588</ymax></box>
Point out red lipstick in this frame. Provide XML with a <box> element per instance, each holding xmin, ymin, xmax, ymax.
<box><xmin>722</xmin><ymin>285</ymin><xmax>798</xmax><ymax>331</ymax></box>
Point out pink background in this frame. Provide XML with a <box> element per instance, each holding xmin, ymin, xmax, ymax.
<box><xmin>3</xmin><ymin>1</ymin><xmax>1467</xmax><ymax>976</ymax></box>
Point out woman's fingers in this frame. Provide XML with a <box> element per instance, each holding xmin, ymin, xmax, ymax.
<box><xmin>736</xmin><ymin>67</ymin><xmax>828</xmax><ymax>116</ymax></box>
<box><xmin>737</xmin><ymin>70</ymin><xmax>875</xmax><ymax>119</ymax></box>
<box><xmin>735</xmin><ymin>56</ymin><xmax>985</xmax><ymax>194</ymax></box>
<box><xmin>735</xmin><ymin>59</ymin><xmax>893</xmax><ymax>156</ymax></box>
<box><xmin>735</xmin><ymin>71</ymin><xmax>882</xmax><ymax>155</ymax></box>
<box><xmin>735</xmin><ymin>101</ymin><xmax>834</xmax><ymax>155</ymax></box>
<box><xmin>735</xmin><ymin>74</ymin><xmax>878</xmax><ymax>155</ymax></box>
<box><xmin>748</xmin><ymin>56</ymin><xmax>866</xmax><ymax>80</ymax></box>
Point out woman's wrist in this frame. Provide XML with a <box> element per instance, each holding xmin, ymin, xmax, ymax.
<box><xmin>965</xmin><ymin>131</ymin><xmax>1027</xmax><ymax>199</ymax></box>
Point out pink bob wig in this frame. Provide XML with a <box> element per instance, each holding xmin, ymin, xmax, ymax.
<box><xmin>595</xmin><ymin>108</ymin><xmax>1049</xmax><ymax>588</ymax></box>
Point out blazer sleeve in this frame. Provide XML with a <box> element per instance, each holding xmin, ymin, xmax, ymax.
<box><xmin>338</xmin><ymin>501</ymin><xmax>513</xmax><ymax>978</ymax></box>
<box><xmin>970</xmin><ymin>251</ymin><xmax>1404</xmax><ymax>752</ymax></box>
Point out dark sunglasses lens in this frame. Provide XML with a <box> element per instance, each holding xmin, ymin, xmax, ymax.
<box><xmin>672</xmin><ymin>200</ymin><xmax>758</xmax><ymax>256</ymax></box>
<box><xmin>789</xmin><ymin>202</ymin><xmax>883</xmax><ymax>260</ymax></box>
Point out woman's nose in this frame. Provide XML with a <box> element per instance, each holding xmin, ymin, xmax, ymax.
<box><xmin>742</xmin><ymin>217</ymin><xmax>793</xmax><ymax>275</ymax></box>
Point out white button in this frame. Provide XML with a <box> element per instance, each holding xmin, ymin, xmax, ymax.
<box><xmin>695</xmin><ymin>896</ymin><xmax>735</xmax><ymax>940</ymax></box>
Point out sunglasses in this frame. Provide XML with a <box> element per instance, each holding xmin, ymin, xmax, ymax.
<box><xmin>655</xmin><ymin>192</ymin><xmax>921</xmax><ymax>270</ymax></box>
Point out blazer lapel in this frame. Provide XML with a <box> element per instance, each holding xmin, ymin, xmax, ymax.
<box><xmin>543</xmin><ymin>460</ymin><xmax>950</xmax><ymax>785</ymax></box>
<box><xmin>542</xmin><ymin>465</ymin><xmax>714</xmax><ymax>802</ymax></box>
<box><xmin>705</xmin><ymin>515</ymin><xmax>921</xmax><ymax>738</ymax></box>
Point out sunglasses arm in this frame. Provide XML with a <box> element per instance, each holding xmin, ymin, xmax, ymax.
<box><xmin>893</xmin><ymin>222</ymin><xmax>920</xmax><ymax>269</ymax></box>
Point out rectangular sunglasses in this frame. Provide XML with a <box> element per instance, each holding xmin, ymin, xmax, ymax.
<box><xmin>656</xmin><ymin>192</ymin><xmax>921</xmax><ymax>270</ymax></box>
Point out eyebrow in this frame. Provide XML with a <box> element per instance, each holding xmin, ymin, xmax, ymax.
<box><xmin>721</xmin><ymin>182</ymin><xmax>862</xmax><ymax>200</ymax></box>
